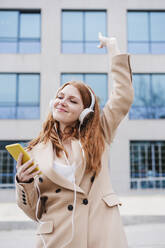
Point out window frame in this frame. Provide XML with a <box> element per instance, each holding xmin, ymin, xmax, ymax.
<box><xmin>130</xmin><ymin>140</ymin><xmax>165</xmax><ymax>190</ymax></box>
<box><xmin>61</xmin><ymin>9</ymin><xmax>107</xmax><ymax>54</ymax></box>
<box><xmin>0</xmin><ymin>9</ymin><xmax>41</xmax><ymax>54</ymax></box>
<box><xmin>127</xmin><ymin>10</ymin><xmax>165</xmax><ymax>54</ymax></box>
<box><xmin>0</xmin><ymin>72</ymin><xmax>40</xmax><ymax>119</ymax></box>
<box><xmin>129</xmin><ymin>73</ymin><xmax>165</xmax><ymax>120</ymax></box>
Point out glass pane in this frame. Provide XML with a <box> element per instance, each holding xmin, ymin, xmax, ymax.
<box><xmin>62</xmin><ymin>11</ymin><xmax>83</xmax><ymax>41</ymax></box>
<box><xmin>150</xmin><ymin>12</ymin><xmax>165</xmax><ymax>41</ymax></box>
<box><xmin>17</xmin><ymin>106</ymin><xmax>40</xmax><ymax>119</ymax></box>
<box><xmin>127</xmin><ymin>12</ymin><xmax>149</xmax><ymax>41</ymax></box>
<box><xmin>0</xmin><ymin>11</ymin><xmax>18</xmax><ymax>38</ymax></box>
<box><xmin>0</xmin><ymin>106</ymin><xmax>16</xmax><ymax>119</ymax></box>
<box><xmin>20</xmin><ymin>13</ymin><xmax>41</xmax><ymax>38</ymax></box>
<box><xmin>151</xmin><ymin>42</ymin><xmax>165</xmax><ymax>54</ymax></box>
<box><xmin>132</xmin><ymin>74</ymin><xmax>151</xmax><ymax>107</ymax></box>
<box><xmin>128</xmin><ymin>42</ymin><xmax>149</xmax><ymax>54</ymax></box>
<box><xmin>0</xmin><ymin>74</ymin><xmax>16</xmax><ymax>105</ymax></box>
<box><xmin>85</xmin><ymin>11</ymin><xmax>106</xmax><ymax>41</ymax></box>
<box><xmin>155</xmin><ymin>107</ymin><xmax>165</xmax><ymax>119</ymax></box>
<box><xmin>85</xmin><ymin>74</ymin><xmax>107</xmax><ymax>108</ymax></box>
<box><xmin>130</xmin><ymin>74</ymin><xmax>165</xmax><ymax>120</ymax></box>
<box><xmin>18</xmin><ymin>74</ymin><xmax>40</xmax><ymax>104</ymax></box>
<box><xmin>85</xmin><ymin>42</ymin><xmax>106</xmax><ymax>54</ymax></box>
<box><xmin>61</xmin><ymin>74</ymin><xmax>83</xmax><ymax>85</ymax></box>
<box><xmin>129</xmin><ymin>106</ymin><xmax>158</xmax><ymax>120</ymax></box>
<box><xmin>0</xmin><ymin>41</ymin><xmax>17</xmax><ymax>53</ymax></box>
<box><xmin>62</xmin><ymin>42</ymin><xmax>83</xmax><ymax>53</ymax></box>
<box><xmin>152</xmin><ymin>75</ymin><xmax>165</xmax><ymax>107</ymax></box>
<box><xmin>19</xmin><ymin>41</ymin><xmax>40</xmax><ymax>53</ymax></box>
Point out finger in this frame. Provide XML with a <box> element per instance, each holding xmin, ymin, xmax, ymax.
<box><xmin>33</xmin><ymin>170</ymin><xmax>42</xmax><ymax>177</ymax></box>
<box><xmin>97</xmin><ymin>44</ymin><xmax>103</xmax><ymax>48</ymax></box>
<box><xmin>98</xmin><ymin>32</ymin><xmax>102</xmax><ymax>39</ymax></box>
<box><xmin>21</xmin><ymin>159</ymin><xmax>34</xmax><ymax>173</ymax></box>
<box><xmin>26</xmin><ymin>170</ymin><xmax>41</xmax><ymax>181</ymax></box>
<box><xmin>25</xmin><ymin>163</ymin><xmax>39</xmax><ymax>175</ymax></box>
<box><xmin>17</xmin><ymin>153</ymin><xmax>23</xmax><ymax>168</ymax></box>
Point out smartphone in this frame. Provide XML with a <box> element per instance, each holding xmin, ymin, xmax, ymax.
<box><xmin>5</xmin><ymin>143</ymin><xmax>40</xmax><ymax>174</ymax></box>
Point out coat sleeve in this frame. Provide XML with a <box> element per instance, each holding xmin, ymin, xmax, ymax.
<box><xmin>15</xmin><ymin>149</ymin><xmax>42</xmax><ymax>221</ymax></box>
<box><xmin>15</xmin><ymin>175</ymin><xmax>42</xmax><ymax>221</ymax></box>
<box><xmin>100</xmin><ymin>54</ymin><xmax>134</xmax><ymax>144</ymax></box>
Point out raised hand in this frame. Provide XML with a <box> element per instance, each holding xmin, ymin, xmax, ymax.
<box><xmin>97</xmin><ymin>32</ymin><xmax>120</xmax><ymax>57</ymax></box>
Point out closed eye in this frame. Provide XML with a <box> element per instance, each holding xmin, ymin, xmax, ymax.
<box><xmin>70</xmin><ymin>100</ymin><xmax>77</xmax><ymax>104</ymax></box>
<box><xmin>57</xmin><ymin>96</ymin><xmax>63</xmax><ymax>99</ymax></box>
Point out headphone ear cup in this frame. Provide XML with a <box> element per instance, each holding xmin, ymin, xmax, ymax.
<box><xmin>79</xmin><ymin>108</ymin><xmax>94</xmax><ymax>124</ymax></box>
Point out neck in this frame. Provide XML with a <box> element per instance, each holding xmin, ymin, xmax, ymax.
<box><xmin>59</xmin><ymin>121</ymin><xmax>77</xmax><ymax>133</ymax></box>
<box><xmin>59</xmin><ymin>123</ymin><xmax>66</xmax><ymax>133</ymax></box>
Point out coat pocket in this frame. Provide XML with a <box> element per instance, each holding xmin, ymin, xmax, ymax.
<box><xmin>36</xmin><ymin>221</ymin><xmax>54</xmax><ymax>235</ymax></box>
<box><xmin>102</xmin><ymin>193</ymin><xmax>122</xmax><ymax>207</ymax></box>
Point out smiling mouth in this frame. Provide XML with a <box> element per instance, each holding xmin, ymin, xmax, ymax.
<box><xmin>56</xmin><ymin>108</ymin><xmax>67</xmax><ymax>112</ymax></box>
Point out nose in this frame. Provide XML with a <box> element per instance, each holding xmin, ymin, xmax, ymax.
<box><xmin>59</xmin><ymin>98</ymin><xmax>67</xmax><ymax>106</ymax></box>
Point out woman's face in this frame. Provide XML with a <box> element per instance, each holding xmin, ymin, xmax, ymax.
<box><xmin>52</xmin><ymin>85</ymin><xmax>84</xmax><ymax>130</ymax></box>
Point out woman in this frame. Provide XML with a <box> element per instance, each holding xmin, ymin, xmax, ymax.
<box><xmin>15</xmin><ymin>33</ymin><xmax>134</xmax><ymax>248</ymax></box>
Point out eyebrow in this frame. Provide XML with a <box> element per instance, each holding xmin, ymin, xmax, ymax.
<box><xmin>58</xmin><ymin>92</ymin><xmax>80</xmax><ymax>101</ymax></box>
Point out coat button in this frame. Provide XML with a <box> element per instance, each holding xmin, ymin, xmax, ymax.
<box><xmin>68</xmin><ymin>205</ymin><xmax>73</xmax><ymax>211</ymax></box>
<box><xmin>83</xmin><ymin>198</ymin><xmax>88</xmax><ymax>205</ymax></box>
<box><xmin>23</xmin><ymin>201</ymin><xmax>27</xmax><ymax>205</ymax></box>
<box><xmin>22</xmin><ymin>193</ymin><xmax>26</xmax><ymax>198</ymax></box>
<box><xmin>22</xmin><ymin>195</ymin><xmax>26</xmax><ymax>200</ymax></box>
<box><xmin>39</xmin><ymin>177</ymin><xmax>43</xmax><ymax>183</ymax></box>
<box><xmin>56</xmin><ymin>188</ymin><xmax>61</xmax><ymax>193</ymax></box>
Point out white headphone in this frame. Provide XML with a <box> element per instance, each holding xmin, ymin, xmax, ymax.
<box><xmin>78</xmin><ymin>87</ymin><xmax>95</xmax><ymax>124</ymax></box>
<box><xmin>49</xmin><ymin>86</ymin><xmax>95</xmax><ymax>125</ymax></box>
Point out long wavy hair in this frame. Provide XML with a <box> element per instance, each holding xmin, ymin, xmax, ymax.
<box><xmin>27</xmin><ymin>81</ymin><xmax>105</xmax><ymax>176</ymax></box>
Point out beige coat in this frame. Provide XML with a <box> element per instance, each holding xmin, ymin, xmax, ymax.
<box><xmin>15</xmin><ymin>54</ymin><xmax>134</xmax><ymax>248</ymax></box>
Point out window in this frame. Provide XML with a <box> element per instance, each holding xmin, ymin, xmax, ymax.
<box><xmin>0</xmin><ymin>140</ymin><xmax>28</xmax><ymax>188</ymax></box>
<box><xmin>130</xmin><ymin>141</ymin><xmax>165</xmax><ymax>190</ymax></box>
<box><xmin>0</xmin><ymin>73</ymin><xmax>40</xmax><ymax>119</ymax></box>
<box><xmin>62</xmin><ymin>10</ymin><xmax>107</xmax><ymax>54</ymax></box>
<box><xmin>0</xmin><ymin>10</ymin><xmax>41</xmax><ymax>53</ymax></box>
<box><xmin>129</xmin><ymin>74</ymin><xmax>165</xmax><ymax>119</ymax></box>
<box><xmin>127</xmin><ymin>11</ymin><xmax>165</xmax><ymax>54</ymax></box>
<box><xmin>61</xmin><ymin>73</ymin><xmax>108</xmax><ymax>108</ymax></box>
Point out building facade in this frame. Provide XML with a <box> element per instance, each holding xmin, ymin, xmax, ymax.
<box><xmin>0</xmin><ymin>0</ymin><xmax>165</xmax><ymax>201</ymax></box>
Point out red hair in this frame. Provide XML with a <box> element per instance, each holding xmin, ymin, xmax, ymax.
<box><xmin>27</xmin><ymin>81</ymin><xmax>105</xmax><ymax>176</ymax></box>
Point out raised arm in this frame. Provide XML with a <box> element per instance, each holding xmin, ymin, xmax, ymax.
<box><xmin>98</xmin><ymin>33</ymin><xmax>134</xmax><ymax>144</ymax></box>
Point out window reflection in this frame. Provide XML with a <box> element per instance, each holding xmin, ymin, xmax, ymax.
<box><xmin>129</xmin><ymin>74</ymin><xmax>165</xmax><ymax>119</ymax></box>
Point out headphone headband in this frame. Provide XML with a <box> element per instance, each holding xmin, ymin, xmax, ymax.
<box><xmin>87</xmin><ymin>87</ymin><xmax>95</xmax><ymax>110</ymax></box>
<box><xmin>79</xmin><ymin>86</ymin><xmax>95</xmax><ymax>124</ymax></box>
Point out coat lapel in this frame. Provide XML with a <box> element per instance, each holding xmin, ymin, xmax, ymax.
<box><xmin>32</xmin><ymin>140</ymin><xmax>86</xmax><ymax>194</ymax></box>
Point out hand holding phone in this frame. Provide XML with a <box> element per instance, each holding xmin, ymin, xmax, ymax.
<box><xmin>5</xmin><ymin>143</ymin><xmax>41</xmax><ymax>183</ymax></box>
